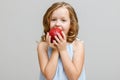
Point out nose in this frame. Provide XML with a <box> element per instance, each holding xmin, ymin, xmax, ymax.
<box><xmin>55</xmin><ymin>20</ymin><xmax>61</xmax><ymax>26</ymax></box>
<box><xmin>54</xmin><ymin>20</ymin><xmax>62</xmax><ymax>30</ymax></box>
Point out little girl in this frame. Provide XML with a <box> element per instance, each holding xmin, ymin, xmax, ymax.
<box><xmin>37</xmin><ymin>2</ymin><xmax>86</xmax><ymax>80</ymax></box>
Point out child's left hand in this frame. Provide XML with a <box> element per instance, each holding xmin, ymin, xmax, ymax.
<box><xmin>53</xmin><ymin>31</ymin><xmax>67</xmax><ymax>52</ymax></box>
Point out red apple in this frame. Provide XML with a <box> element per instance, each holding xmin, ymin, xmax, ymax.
<box><xmin>49</xmin><ymin>27</ymin><xmax>63</xmax><ymax>43</ymax></box>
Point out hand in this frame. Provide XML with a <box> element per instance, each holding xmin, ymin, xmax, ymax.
<box><xmin>53</xmin><ymin>31</ymin><xmax>67</xmax><ymax>52</ymax></box>
<box><xmin>46</xmin><ymin>32</ymin><xmax>57</xmax><ymax>50</ymax></box>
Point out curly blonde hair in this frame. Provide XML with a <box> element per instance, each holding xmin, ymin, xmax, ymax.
<box><xmin>41</xmin><ymin>2</ymin><xmax>79</xmax><ymax>43</ymax></box>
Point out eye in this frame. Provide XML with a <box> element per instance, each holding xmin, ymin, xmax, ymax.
<box><xmin>62</xmin><ymin>19</ymin><xmax>66</xmax><ymax>22</ymax></box>
<box><xmin>51</xmin><ymin>18</ymin><xmax>57</xmax><ymax>21</ymax></box>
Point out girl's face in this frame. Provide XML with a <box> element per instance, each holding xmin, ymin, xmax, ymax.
<box><xmin>50</xmin><ymin>7</ymin><xmax>71</xmax><ymax>35</ymax></box>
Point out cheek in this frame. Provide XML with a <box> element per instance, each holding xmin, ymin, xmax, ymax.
<box><xmin>50</xmin><ymin>22</ymin><xmax>54</xmax><ymax>28</ymax></box>
<box><xmin>63</xmin><ymin>25</ymin><xmax>71</xmax><ymax>35</ymax></box>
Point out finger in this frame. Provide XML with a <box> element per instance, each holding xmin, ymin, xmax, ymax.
<box><xmin>54</xmin><ymin>36</ymin><xmax>60</xmax><ymax>43</ymax></box>
<box><xmin>46</xmin><ymin>32</ymin><xmax>49</xmax><ymax>41</ymax></box>
<box><xmin>57</xmin><ymin>33</ymin><xmax>63</xmax><ymax>41</ymax></box>
<box><xmin>61</xmin><ymin>31</ymin><xmax>66</xmax><ymax>40</ymax></box>
<box><xmin>48</xmin><ymin>35</ymin><xmax>51</xmax><ymax>44</ymax></box>
<box><xmin>53</xmin><ymin>40</ymin><xmax>58</xmax><ymax>46</ymax></box>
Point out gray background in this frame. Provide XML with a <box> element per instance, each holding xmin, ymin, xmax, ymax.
<box><xmin>0</xmin><ymin>0</ymin><xmax>120</xmax><ymax>80</ymax></box>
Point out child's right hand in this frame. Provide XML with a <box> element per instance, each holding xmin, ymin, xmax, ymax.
<box><xmin>46</xmin><ymin>32</ymin><xmax>57</xmax><ymax>50</ymax></box>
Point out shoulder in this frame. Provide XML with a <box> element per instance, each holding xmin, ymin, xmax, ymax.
<box><xmin>72</xmin><ymin>38</ymin><xmax>85</xmax><ymax>53</ymax></box>
<box><xmin>37</xmin><ymin>41</ymin><xmax>48</xmax><ymax>52</ymax></box>
<box><xmin>37</xmin><ymin>41</ymin><xmax>45</xmax><ymax>48</ymax></box>
<box><xmin>73</xmin><ymin>38</ymin><xmax>84</xmax><ymax>48</ymax></box>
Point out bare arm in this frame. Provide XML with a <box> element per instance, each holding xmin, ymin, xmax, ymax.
<box><xmin>59</xmin><ymin>40</ymin><xmax>85</xmax><ymax>80</ymax></box>
<box><xmin>37</xmin><ymin>42</ymin><xmax>59</xmax><ymax>80</ymax></box>
<box><xmin>53</xmin><ymin>32</ymin><xmax>85</xmax><ymax>80</ymax></box>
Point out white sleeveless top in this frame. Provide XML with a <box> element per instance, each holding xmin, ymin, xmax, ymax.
<box><xmin>39</xmin><ymin>43</ymin><xmax>86</xmax><ymax>80</ymax></box>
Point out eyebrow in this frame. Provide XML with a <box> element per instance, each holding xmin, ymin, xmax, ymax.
<box><xmin>51</xmin><ymin>16</ymin><xmax>67</xmax><ymax>19</ymax></box>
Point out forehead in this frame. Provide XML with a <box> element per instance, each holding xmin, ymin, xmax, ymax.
<box><xmin>51</xmin><ymin>7</ymin><xmax>69</xmax><ymax>18</ymax></box>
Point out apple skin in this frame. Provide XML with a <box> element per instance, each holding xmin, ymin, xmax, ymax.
<box><xmin>49</xmin><ymin>27</ymin><xmax>63</xmax><ymax>43</ymax></box>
